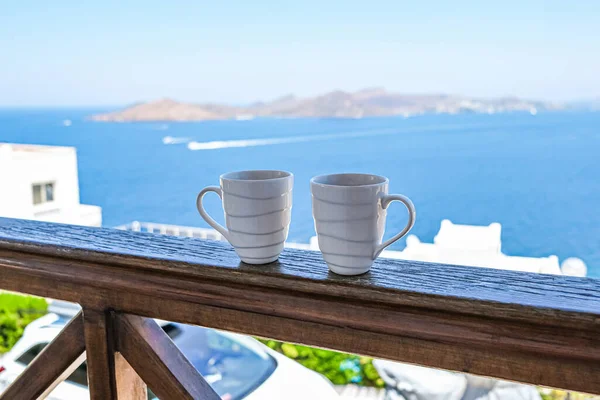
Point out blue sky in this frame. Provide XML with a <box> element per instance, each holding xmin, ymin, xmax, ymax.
<box><xmin>1</xmin><ymin>0</ymin><xmax>599</xmax><ymax>106</ymax></box>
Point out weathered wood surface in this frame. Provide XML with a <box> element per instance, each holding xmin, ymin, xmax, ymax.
<box><xmin>0</xmin><ymin>218</ymin><xmax>599</xmax><ymax>393</ymax></box>
<box><xmin>114</xmin><ymin>352</ymin><xmax>147</xmax><ymax>400</ymax></box>
<box><xmin>0</xmin><ymin>218</ymin><xmax>597</xmax><ymax>321</ymax></box>
<box><xmin>82</xmin><ymin>309</ymin><xmax>118</xmax><ymax>399</ymax></box>
<box><xmin>0</xmin><ymin>312</ymin><xmax>85</xmax><ymax>400</ymax></box>
<box><xmin>116</xmin><ymin>314</ymin><xmax>220</xmax><ymax>400</ymax></box>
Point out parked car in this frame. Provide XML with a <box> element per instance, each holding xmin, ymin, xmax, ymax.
<box><xmin>0</xmin><ymin>312</ymin><xmax>338</xmax><ymax>399</ymax></box>
<box><xmin>373</xmin><ymin>359</ymin><xmax>541</xmax><ymax>400</ymax></box>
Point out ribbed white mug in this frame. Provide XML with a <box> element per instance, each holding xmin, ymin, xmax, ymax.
<box><xmin>311</xmin><ymin>173</ymin><xmax>416</xmax><ymax>275</ymax></box>
<box><xmin>197</xmin><ymin>170</ymin><xmax>293</xmax><ymax>264</ymax></box>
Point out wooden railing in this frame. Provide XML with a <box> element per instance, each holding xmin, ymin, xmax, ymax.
<box><xmin>0</xmin><ymin>217</ymin><xmax>599</xmax><ymax>399</ymax></box>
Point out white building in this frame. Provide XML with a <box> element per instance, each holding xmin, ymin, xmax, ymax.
<box><xmin>117</xmin><ymin>219</ymin><xmax>586</xmax><ymax>277</ymax></box>
<box><xmin>399</xmin><ymin>220</ymin><xmax>565</xmax><ymax>275</ymax></box>
<box><xmin>0</xmin><ymin>143</ymin><xmax>102</xmax><ymax>227</ymax></box>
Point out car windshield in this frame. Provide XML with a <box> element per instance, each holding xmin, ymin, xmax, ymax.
<box><xmin>164</xmin><ymin>325</ymin><xmax>276</xmax><ymax>400</ymax></box>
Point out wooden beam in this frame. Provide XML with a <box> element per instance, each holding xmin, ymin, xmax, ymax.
<box><xmin>0</xmin><ymin>311</ymin><xmax>85</xmax><ymax>400</ymax></box>
<box><xmin>112</xmin><ymin>292</ymin><xmax>600</xmax><ymax>395</ymax></box>
<box><xmin>0</xmin><ymin>218</ymin><xmax>600</xmax><ymax>394</ymax></box>
<box><xmin>5</xmin><ymin>257</ymin><xmax>600</xmax><ymax>394</ymax></box>
<box><xmin>0</xmin><ymin>217</ymin><xmax>598</xmax><ymax>327</ymax></box>
<box><xmin>115</xmin><ymin>352</ymin><xmax>147</xmax><ymax>400</ymax></box>
<box><xmin>82</xmin><ymin>308</ymin><xmax>118</xmax><ymax>400</ymax></box>
<box><xmin>115</xmin><ymin>313</ymin><xmax>220</xmax><ymax>400</ymax></box>
<box><xmin>82</xmin><ymin>309</ymin><xmax>147</xmax><ymax>400</ymax></box>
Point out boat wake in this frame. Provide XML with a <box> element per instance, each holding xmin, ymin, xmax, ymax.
<box><xmin>185</xmin><ymin>122</ymin><xmax>494</xmax><ymax>151</ymax></box>
<box><xmin>187</xmin><ymin>128</ymin><xmax>397</xmax><ymax>151</ymax></box>
<box><xmin>162</xmin><ymin>136</ymin><xmax>191</xmax><ymax>145</ymax></box>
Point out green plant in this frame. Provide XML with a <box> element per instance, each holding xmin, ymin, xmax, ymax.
<box><xmin>0</xmin><ymin>292</ymin><xmax>48</xmax><ymax>353</ymax></box>
<box><xmin>258</xmin><ymin>338</ymin><xmax>600</xmax><ymax>400</ymax></box>
<box><xmin>258</xmin><ymin>339</ymin><xmax>384</xmax><ymax>387</ymax></box>
<box><xmin>539</xmin><ymin>390</ymin><xmax>600</xmax><ymax>400</ymax></box>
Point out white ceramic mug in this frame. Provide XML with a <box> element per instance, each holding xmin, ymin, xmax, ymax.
<box><xmin>311</xmin><ymin>173</ymin><xmax>416</xmax><ymax>275</ymax></box>
<box><xmin>197</xmin><ymin>170</ymin><xmax>293</xmax><ymax>264</ymax></box>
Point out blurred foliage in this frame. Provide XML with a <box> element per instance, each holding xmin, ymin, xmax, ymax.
<box><xmin>0</xmin><ymin>292</ymin><xmax>48</xmax><ymax>353</ymax></box>
<box><xmin>540</xmin><ymin>390</ymin><xmax>600</xmax><ymax>400</ymax></box>
<box><xmin>258</xmin><ymin>339</ymin><xmax>384</xmax><ymax>387</ymax></box>
<box><xmin>261</xmin><ymin>338</ymin><xmax>600</xmax><ymax>400</ymax></box>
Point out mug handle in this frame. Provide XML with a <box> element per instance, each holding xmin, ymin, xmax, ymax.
<box><xmin>196</xmin><ymin>187</ymin><xmax>231</xmax><ymax>241</ymax></box>
<box><xmin>373</xmin><ymin>194</ymin><xmax>416</xmax><ymax>259</ymax></box>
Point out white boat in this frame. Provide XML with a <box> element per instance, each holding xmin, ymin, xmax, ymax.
<box><xmin>235</xmin><ymin>114</ymin><xmax>255</xmax><ymax>121</ymax></box>
<box><xmin>162</xmin><ymin>136</ymin><xmax>190</xmax><ymax>145</ymax></box>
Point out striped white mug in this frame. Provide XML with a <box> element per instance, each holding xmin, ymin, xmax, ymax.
<box><xmin>197</xmin><ymin>170</ymin><xmax>293</xmax><ymax>264</ymax></box>
<box><xmin>311</xmin><ymin>173</ymin><xmax>416</xmax><ymax>275</ymax></box>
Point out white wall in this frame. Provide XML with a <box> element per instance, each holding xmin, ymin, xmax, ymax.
<box><xmin>0</xmin><ymin>145</ymin><xmax>31</xmax><ymax>219</ymax></box>
<box><xmin>0</xmin><ymin>144</ymin><xmax>101</xmax><ymax>226</ymax></box>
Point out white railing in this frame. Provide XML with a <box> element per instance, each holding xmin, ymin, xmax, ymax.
<box><xmin>115</xmin><ymin>221</ymin><xmax>225</xmax><ymax>240</ymax></box>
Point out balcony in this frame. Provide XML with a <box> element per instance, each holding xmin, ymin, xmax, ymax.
<box><xmin>0</xmin><ymin>216</ymin><xmax>599</xmax><ymax>399</ymax></box>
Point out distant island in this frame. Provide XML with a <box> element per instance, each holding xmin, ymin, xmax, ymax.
<box><xmin>89</xmin><ymin>88</ymin><xmax>564</xmax><ymax>122</ymax></box>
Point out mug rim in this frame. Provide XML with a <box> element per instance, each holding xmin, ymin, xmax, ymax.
<box><xmin>311</xmin><ymin>173</ymin><xmax>388</xmax><ymax>188</ymax></box>
<box><xmin>220</xmin><ymin>170</ymin><xmax>293</xmax><ymax>182</ymax></box>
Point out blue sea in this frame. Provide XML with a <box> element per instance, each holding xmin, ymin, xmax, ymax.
<box><xmin>1</xmin><ymin>109</ymin><xmax>599</xmax><ymax>277</ymax></box>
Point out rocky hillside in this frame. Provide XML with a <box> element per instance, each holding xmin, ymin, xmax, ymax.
<box><xmin>89</xmin><ymin>89</ymin><xmax>563</xmax><ymax>122</ymax></box>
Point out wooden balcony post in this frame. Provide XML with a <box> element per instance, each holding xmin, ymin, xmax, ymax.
<box><xmin>82</xmin><ymin>308</ymin><xmax>118</xmax><ymax>399</ymax></box>
<box><xmin>83</xmin><ymin>308</ymin><xmax>146</xmax><ymax>400</ymax></box>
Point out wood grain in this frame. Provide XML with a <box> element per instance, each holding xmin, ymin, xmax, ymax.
<box><xmin>82</xmin><ymin>308</ymin><xmax>117</xmax><ymax>400</ymax></box>
<box><xmin>115</xmin><ymin>352</ymin><xmax>147</xmax><ymax>400</ymax></box>
<box><xmin>0</xmin><ymin>218</ymin><xmax>599</xmax><ymax>393</ymax></box>
<box><xmin>0</xmin><ymin>312</ymin><xmax>85</xmax><ymax>400</ymax></box>
<box><xmin>0</xmin><ymin>217</ymin><xmax>598</xmax><ymax>326</ymax></box>
<box><xmin>116</xmin><ymin>313</ymin><xmax>220</xmax><ymax>400</ymax></box>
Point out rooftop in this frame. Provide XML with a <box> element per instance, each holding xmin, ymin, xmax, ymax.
<box><xmin>0</xmin><ymin>143</ymin><xmax>74</xmax><ymax>153</ymax></box>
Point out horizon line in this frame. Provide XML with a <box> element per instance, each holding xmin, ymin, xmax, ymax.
<box><xmin>0</xmin><ymin>90</ymin><xmax>597</xmax><ymax>109</ymax></box>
